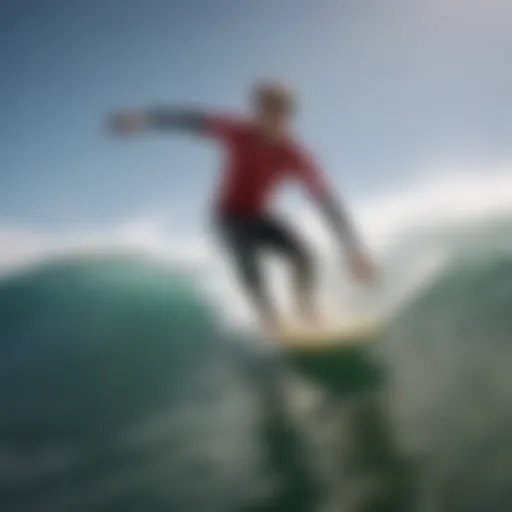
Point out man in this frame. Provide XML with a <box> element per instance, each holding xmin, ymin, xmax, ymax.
<box><xmin>108</xmin><ymin>81</ymin><xmax>375</xmax><ymax>332</ymax></box>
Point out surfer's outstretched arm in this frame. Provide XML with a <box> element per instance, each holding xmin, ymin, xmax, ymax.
<box><xmin>107</xmin><ymin>108</ymin><xmax>208</xmax><ymax>135</ymax></box>
<box><xmin>107</xmin><ymin>108</ymin><xmax>238</xmax><ymax>139</ymax></box>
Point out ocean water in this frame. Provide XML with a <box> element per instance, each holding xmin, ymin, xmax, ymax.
<box><xmin>2</xmin><ymin>178</ymin><xmax>512</xmax><ymax>511</ymax></box>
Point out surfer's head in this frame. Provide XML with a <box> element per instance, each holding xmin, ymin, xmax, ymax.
<box><xmin>251</xmin><ymin>80</ymin><xmax>296</xmax><ymax>139</ymax></box>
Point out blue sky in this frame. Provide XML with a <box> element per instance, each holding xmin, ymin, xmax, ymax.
<box><xmin>1</xmin><ymin>0</ymin><xmax>511</xmax><ymax>233</ymax></box>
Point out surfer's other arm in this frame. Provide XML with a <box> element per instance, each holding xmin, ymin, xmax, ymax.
<box><xmin>290</xmin><ymin>145</ymin><xmax>376</xmax><ymax>283</ymax></box>
<box><xmin>107</xmin><ymin>108</ymin><xmax>239</xmax><ymax>139</ymax></box>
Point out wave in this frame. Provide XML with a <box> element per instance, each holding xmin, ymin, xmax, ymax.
<box><xmin>2</xmin><ymin>172</ymin><xmax>512</xmax><ymax>510</ymax></box>
<box><xmin>1</xmin><ymin>212</ymin><xmax>512</xmax><ymax>510</ymax></box>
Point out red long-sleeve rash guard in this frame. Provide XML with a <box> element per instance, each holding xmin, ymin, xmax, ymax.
<box><xmin>204</xmin><ymin>114</ymin><xmax>328</xmax><ymax>215</ymax></box>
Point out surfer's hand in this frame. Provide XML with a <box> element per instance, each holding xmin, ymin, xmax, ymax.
<box><xmin>107</xmin><ymin>110</ymin><xmax>146</xmax><ymax>135</ymax></box>
<box><xmin>347</xmin><ymin>248</ymin><xmax>376</xmax><ymax>284</ymax></box>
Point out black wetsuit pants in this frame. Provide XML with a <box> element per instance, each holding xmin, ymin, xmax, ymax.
<box><xmin>216</xmin><ymin>211</ymin><xmax>315</xmax><ymax>324</ymax></box>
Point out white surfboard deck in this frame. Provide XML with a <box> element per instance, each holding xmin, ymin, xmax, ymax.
<box><xmin>275</xmin><ymin>317</ymin><xmax>383</xmax><ymax>350</ymax></box>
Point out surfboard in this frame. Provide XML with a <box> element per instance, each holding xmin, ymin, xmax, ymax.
<box><xmin>275</xmin><ymin>317</ymin><xmax>383</xmax><ymax>350</ymax></box>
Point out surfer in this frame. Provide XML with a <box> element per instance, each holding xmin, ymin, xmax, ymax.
<box><xmin>107</xmin><ymin>81</ymin><xmax>376</xmax><ymax>332</ymax></box>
